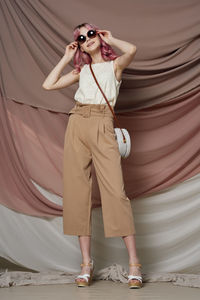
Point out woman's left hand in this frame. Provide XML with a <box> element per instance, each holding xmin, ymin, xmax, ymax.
<box><xmin>96</xmin><ymin>29</ymin><xmax>113</xmax><ymax>45</ymax></box>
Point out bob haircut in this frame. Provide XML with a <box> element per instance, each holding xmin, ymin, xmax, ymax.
<box><xmin>73</xmin><ymin>22</ymin><xmax>119</xmax><ymax>73</ymax></box>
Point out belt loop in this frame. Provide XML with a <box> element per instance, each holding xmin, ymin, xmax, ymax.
<box><xmin>82</xmin><ymin>105</ymin><xmax>91</xmax><ymax>118</ymax></box>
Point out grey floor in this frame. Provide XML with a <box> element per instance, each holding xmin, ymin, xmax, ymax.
<box><xmin>0</xmin><ymin>257</ymin><xmax>199</xmax><ymax>300</ymax></box>
<box><xmin>1</xmin><ymin>281</ymin><xmax>200</xmax><ymax>300</ymax></box>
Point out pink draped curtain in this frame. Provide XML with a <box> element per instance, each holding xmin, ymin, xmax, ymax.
<box><xmin>0</xmin><ymin>0</ymin><xmax>200</xmax><ymax>217</ymax></box>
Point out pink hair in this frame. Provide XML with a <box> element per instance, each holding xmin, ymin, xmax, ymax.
<box><xmin>73</xmin><ymin>22</ymin><xmax>119</xmax><ymax>73</ymax></box>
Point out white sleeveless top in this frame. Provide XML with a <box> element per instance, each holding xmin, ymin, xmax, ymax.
<box><xmin>74</xmin><ymin>60</ymin><xmax>122</xmax><ymax>107</ymax></box>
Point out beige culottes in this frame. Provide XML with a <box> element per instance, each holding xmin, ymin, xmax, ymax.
<box><xmin>63</xmin><ymin>101</ymin><xmax>136</xmax><ymax>238</ymax></box>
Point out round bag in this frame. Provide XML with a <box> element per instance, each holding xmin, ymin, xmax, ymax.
<box><xmin>114</xmin><ymin>128</ymin><xmax>131</xmax><ymax>158</ymax></box>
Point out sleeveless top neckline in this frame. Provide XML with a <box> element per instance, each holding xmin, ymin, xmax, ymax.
<box><xmin>85</xmin><ymin>60</ymin><xmax>121</xmax><ymax>84</ymax></box>
<box><xmin>90</xmin><ymin>61</ymin><xmax>110</xmax><ymax>65</ymax></box>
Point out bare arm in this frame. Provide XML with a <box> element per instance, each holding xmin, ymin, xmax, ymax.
<box><xmin>109</xmin><ymin>36</ymin><xmax>137</xmax><ymax>71</ymax></box>
<box><xmin>42</xmin><ymin>41</ymin><xmax>80</xmax><ymax>90</ymax></box>
<box><xmin>97</xmin><ymin>29</ymin><xmax>137</xmax><ymax>72</ymax></box>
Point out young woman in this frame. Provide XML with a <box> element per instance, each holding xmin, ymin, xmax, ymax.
<box><xmin>42</xmin><ymin>22</ymin><xmax>142</xmax><ymax>289</ymax></box>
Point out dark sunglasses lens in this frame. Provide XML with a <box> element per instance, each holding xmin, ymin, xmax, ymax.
<box><xmin>88</xmin><ymin>30</ymin><xmax>96</xmax><ymax>38</ymax></box>
<box><xmin>77</xmin><ymin>35</ymin><xmax>86</xmax><ymax>43</ymax></box>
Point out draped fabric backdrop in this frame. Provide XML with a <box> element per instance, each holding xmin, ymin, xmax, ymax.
<box><xmin>0</xmin><ymin>0</ymin><xmax>200</xmax><ymax>283</ymax></box>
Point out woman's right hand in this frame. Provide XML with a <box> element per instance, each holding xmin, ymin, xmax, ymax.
<box><xmin>64</xmin><ymin>41</ymin><xmax>79</xmax><ymax>60</ymax></box>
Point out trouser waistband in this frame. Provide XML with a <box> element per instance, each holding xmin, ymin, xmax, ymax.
<box><xmin>69</xmin><ymin>101</ymin><xmax>114</xmax><ymax>118</ymax></box>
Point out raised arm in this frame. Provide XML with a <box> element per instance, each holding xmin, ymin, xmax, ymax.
<box><xmin>97</xmin><ymin>29</ymin><xmax>137</xmax><ymax>72</ymax></box>
<box><xmin>42</xmin><ymin>41</ymin><xmax>80</xmax><ymax>90</ymax></box>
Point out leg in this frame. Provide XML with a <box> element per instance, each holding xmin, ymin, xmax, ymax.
<box><xmin>91</xmin><ymin>117</ymin><xmax>136</xmax><ymax>237</ymax></box>
<box><xmin>122</xmin><ymin>234</ymin><xmax>142</xmax><ymax>279</ymax></box>
<box><xmin>63</xmin><ymin>114</ymin><xmax>93</xmax><ymax>236</ymax></box>
<box><xmin>77</xmin><ymin>235</ymin><xmax>92</xmax><ymax>282</ymax></box>
<box><xmin>63</xmin><ymin>114</ymin><xmax>94</xmax><ymax>285</ymax></box>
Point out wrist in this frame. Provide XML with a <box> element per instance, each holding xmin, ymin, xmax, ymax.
<box><xmin>62</xmin><ymin>54</ymin><xmax>72</xmax><ymax>64</ymax></box>
<box><xmin>63</xmin><ymin>54</ymin><xmax>70</xmax><ymax>60</ymax></box>
<box><xmin>109</xmin><ymin>36</ymin><xmax>116</xmax><ymax>46</ymax></box>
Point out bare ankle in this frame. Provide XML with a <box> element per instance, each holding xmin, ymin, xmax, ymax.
<box><xmin>82</xmin><ymin>258</ymin><xmax>92</xmax><ymax>264</ymax></box>
<box><xmin>129</xmin><ymin>256</ymin><xmax>140</xmax><ymax>264</ymax></box>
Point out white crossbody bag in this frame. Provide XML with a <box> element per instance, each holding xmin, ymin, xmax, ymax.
<box><xmin>89</xmin><ymin>63</ymin><xmax>131</xmax><ymax>158</ymax></box>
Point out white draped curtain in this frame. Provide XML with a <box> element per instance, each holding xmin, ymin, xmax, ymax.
<box><xmin>1</xmin><ymin>172</ymin><xmax>200</xmax><ymax>275</ymax></box>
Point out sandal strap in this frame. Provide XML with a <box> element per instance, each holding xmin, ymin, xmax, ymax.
<box><xmin>129</xmin><ymin>263</ymin><xmax>141</xmax><ymax>267</ymax></box>
<box><xmin>80</xmin><ymin>262</ymin><xmax>92</xmax><ymax>267</ymax></box>
<box><xmin>76</xmin><ymin>274</ymin><xmax>90</xmax><ymax>282</ymax></box>
<box><xmin>80</xmin><ymin>259</ymin><xmax>94</xmax><ymax>267</ymax></box>
<box><xmin>128</xmin><ymin>275</ymin><xmax>143</xmax><ymax>283</ymax></box>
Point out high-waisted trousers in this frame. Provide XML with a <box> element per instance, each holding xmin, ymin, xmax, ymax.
<box><xmin>63</xmin><ymin>101</ymin><xmax>136</xmax><ymax>238</ymax></box>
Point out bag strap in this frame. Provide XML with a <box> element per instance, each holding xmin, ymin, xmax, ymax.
<box><xmin>89</xmin><ymin>63</ymin><xmax>126</xmax><ymax>143</ymax></box>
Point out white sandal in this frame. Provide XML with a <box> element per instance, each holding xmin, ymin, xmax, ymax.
<box><xmin>75</xmin><ymin>259</ymin><xmax>94</xmax><ymax>287</ymax></box>
<box><xmin>127</xmin><ymin>262</ymin><xmax>143</xmax><ymax>288</ymax></box>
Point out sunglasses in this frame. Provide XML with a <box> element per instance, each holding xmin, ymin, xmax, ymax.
<box><xmin>76</xmin><ymin>29</ymin><xmax>97</xmax><ymax>45</ymax></box>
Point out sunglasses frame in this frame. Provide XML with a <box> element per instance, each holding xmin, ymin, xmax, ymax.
<box><xmin>76</xmin><ymin>29</ymin><xmax>97</xmax><ymax>46</ymax></box>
